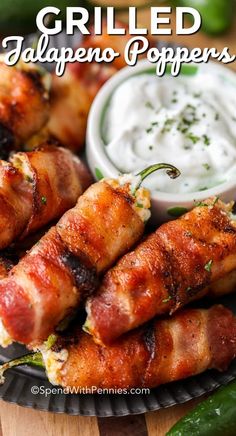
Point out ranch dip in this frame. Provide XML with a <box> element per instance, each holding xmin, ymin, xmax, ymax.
<box><xmin>103</xmin><ymin>70</ymin><xmax>236</xmax><ymax>194</ymax></box>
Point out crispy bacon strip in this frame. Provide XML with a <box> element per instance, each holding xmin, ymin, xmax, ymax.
<box><xmin>0</xmin><ymin>178</ymin><xmax>148</xmax><ymax>347</ymax></box>
<box><xmin>45</xmin><ymin>305</ymin><xmax>236</xmax><ymax>389</ymax></box>
<box><xmin>0</xmin><ymin>60</ymin><xmax>50</xmax><ymax>157</ymax></box>
<box><xmin>85</xmin><ymin>199</ymin><xmax>236</xmax><ymax>344</ymax></box>
<box><xmin>0</xmin><ymin>143</ymin><xmax>91</xmax><ymax>249</ymax></box>
<box><xmin>46</xmin><ymin>70</ymin><xmax>93</xmax><ymax>152</ymax></box>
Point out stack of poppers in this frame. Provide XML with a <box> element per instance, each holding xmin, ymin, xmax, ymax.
<box><xmin>0</xmin><ymin>175</ymin><xmax>236</xmax><ymax>390</ymax></box>
<box><xmin>0</xmin><ymin>33</ymin><xmax>236</xmax><ymax>393</ymax></box>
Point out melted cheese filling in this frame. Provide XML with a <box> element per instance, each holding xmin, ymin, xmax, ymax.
<box><xmin>106</xmin><ymin>174</ymin><xmax>151</xmax><ymax>222</ymax></box>
<box><xmin>0</xmin><ymin>320</ymin><xmax>13</xmax><ymax>348</ymax></box>
<box><xmin>39</xmin><ymin>345</ymin><xmax>68</xmax><ymax>386</ymax></box>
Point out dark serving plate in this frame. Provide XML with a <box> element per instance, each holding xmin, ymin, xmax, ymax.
<box><xmin>0</xmin><ymin>32</ymin><xmax>235</xmax><ymax>416</ymax></box>
<box><xmin>0</xmin><ymin>294</ymin><xmax>235</xmax><ymax>417</ymax></box>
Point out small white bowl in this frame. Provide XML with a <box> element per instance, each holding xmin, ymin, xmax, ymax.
<box><xmin>86</xmin><ymin>59</ymin><xmax>236</xmax><ymax>223</ymax></box>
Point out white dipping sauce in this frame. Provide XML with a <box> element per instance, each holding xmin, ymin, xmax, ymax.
<box><xmin>103</xmin><ymin>70</ymin><xmax>236</xmax><ymax>194</ymax></box>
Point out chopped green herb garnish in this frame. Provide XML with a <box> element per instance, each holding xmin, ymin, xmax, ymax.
<box><xmin>203</xmin><ymin>134</ymin><xmax>210</xmax><ymax>146</ymax></box>
<box><xmin>44</xmin><ymin>334</ymin><xmax>57</xmax><ymax>350</ymax></box>
<box><xmin>95</xmin><ymin>167</ymin><xmax>104</xmax><ymax>181</ymax></box>
<box><xmin>136</xmin><ymin>203</ymin><xmax>144</xmax><ymax>208</ymax></box>
<box><xmin>194</xmin><ymin>92</ymin><xmax>201</xmax><ymax>98</ymax></box>
<box><xmin>202</xmin><ymin>163</ymin><xmax>211</xmax><ymax>171</ymax></box>
<box><xmin>151</xmin><ymin>122</ymin><xmax>158</xmax><ymax>127</ymax></box>
<box><xmin>167</xmin><ymin>206</ymin><xmax>189</xmax><ymax>217</ymax></box>
<box><xmin>212</xmin><ymin>196</ymin><xmax>219</xmax><ymax>206</ymax></box>
<box><xmin>187</xmin><ymin>132</ymin><xmax>200</xmax><ymax>144</ymax></box>
<box><xmin>172</xmin><ymin>99</ymin><xmax>178</xmax><ymax>104</ymax></box>
<box><xmin>145</xmin><ymin>101</ymin><xmax>154</xmax><ymax>110</ymax></box>
<box><xmin>182</xmin><ymin>118</ymin><xmax>192</xmax><ymax>126</ymax></box>
<box><xmin>161</xmin><ymin>118</ymin><xmax>175</xmax><ymax>133</ymax></box>
<box><xmin>162</xmin><ymin>295</ymin><xmax>172</xmax><ymax>304</ymax></box>
<box><xmin>146</xmin><ymin>127</ymin><xmax>153</xmax><ymax>134</ymax></box>
<box><xmin>205</xmin><ymin>259</ymin><xmax>213</xmax><ymax>272</ymax></box>
<box><xmin>199</xmin><ymin>187</ymin><xmax>208</xmax><ymax>191</ymax></box>
<box><xmin>186</xmin><ymin>104</ymin><xmax>196</xmax><ymax>111</ymax></box>
<box><xmin>149</xmin><ymin>145</ymin><xmax>153</xmax><ymax>150</ymax></box>
<box><xmin>41</xmin><ymin>196</ymin><xmax>47</xmax><ymax>205</ymax></box>
<box><xmin>195</xmin><ymin>201</ymin><xmax>208</xmax><ymax>207</ymax></box>
<box><xmin>215</xmin><ymin>113</ymin><xmax>219</xmax><ymax>121</ymax></box>
<box><xmin>165</xmin><ymin>119</ymin><xmax>174</xmax><ymax>126</ymax></box>
<box><xmin>25</xmin><ymin>175</ymin><xmax>33</xmax><ymax>183</ymax></box>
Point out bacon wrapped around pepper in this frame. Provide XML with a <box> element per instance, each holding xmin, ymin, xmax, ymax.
<box><xmin>0</xmin><ymin>143</ymin><xmax>91</xmax><ymax>249</ymax></box>
<box><xmin>0</xmin><ymin>164</ymin><xmax>179</xmax><ymax>348</ymax></box>
<box><xmin>1</xmin><ymin>305</ymin><xmax>235</xmax><ymax>390</ymax></box>
<box><xmin>0</xmin><ymin>59</ymin><xmax>50</xmax><ymax>158</ymax></box>
<box><xmin>85</xmin><ymin>199</ymin><xmax>236</xmax><ymax>344</ymax></box>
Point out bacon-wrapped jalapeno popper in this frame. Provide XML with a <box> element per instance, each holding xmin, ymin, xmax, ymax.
<box><xmin>0</xmin><ymin>143</ymin><xmax>91</xmax><ymax>249</ymax></box>
<box><xmin>46</xmin><ymin>70</ymin><xmax>92</xmax><ymax>153</ymax></box>
<box><xmin>0</xmin><ymin>305</ymin><xmax>235</xmax><ymax>389</ymax></box>
<box><xmin>0</xmin><ymin>59</ymin><xmax>50</xmax><ymax>157</ymax></box>
<box><xmin>85</xmin><ymin>199</ymin><xmax>236</xmax><ymax>344</ymax></box>
<box><xmin>0</xmin><ymin>164</ymin><xmax>179</xmax><ymax>348</ymax></box>
<box><xmin>0</xmin><ymin>258</ymin><xmax>14</xmax><ymax>347</ymax></box>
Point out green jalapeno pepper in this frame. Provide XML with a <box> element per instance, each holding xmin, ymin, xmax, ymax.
<box><xmin>167</xmin><ymin>379</ymin><xmax>236</xmax><ymax>436</ymax></box>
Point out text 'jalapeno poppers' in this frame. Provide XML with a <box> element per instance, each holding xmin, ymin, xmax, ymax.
<box><xmin>0</xmin><ymin>305</ymin><xmax>235</xmax><ymax>390</ymax></box>
<box><xmin>0</xmin><ymin>163</ymin><xmax>179</xmax><ymax>348</ymax></box>
<box><xmin>85</xmin><ymin>198</ymin><xmax>236</xmax><ymax>344</ymax></box>
<box><xmin>0</xmin><ymin>58</ymin><xmax>50</xmax><ymax>158</ymax></box>
<box><xmin>0</xmin><ymin>143</ymin><xmax>91</xmax><ymax>249</ymax></box>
